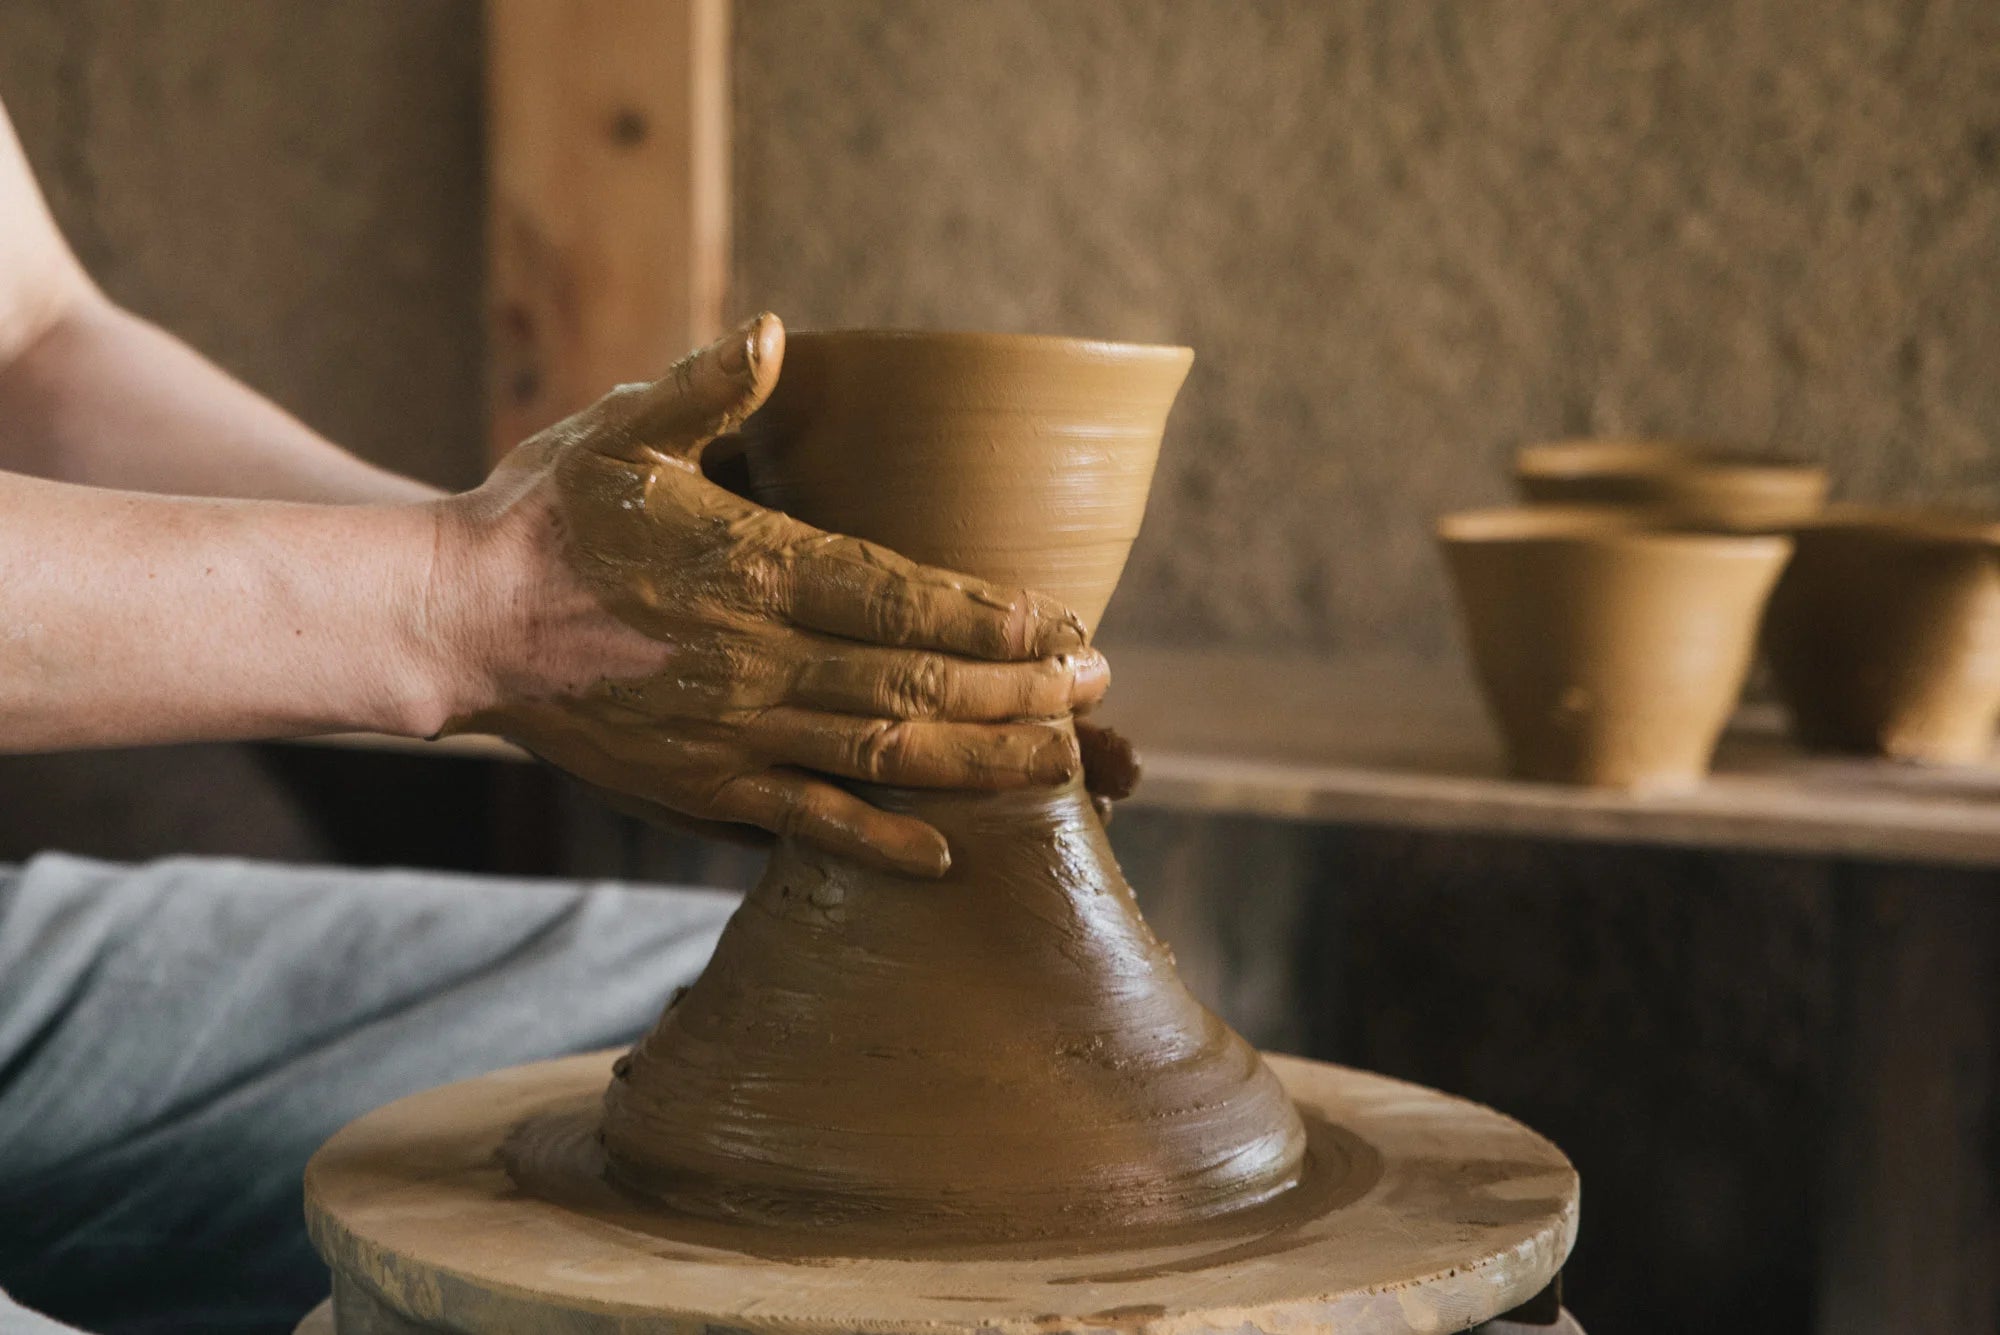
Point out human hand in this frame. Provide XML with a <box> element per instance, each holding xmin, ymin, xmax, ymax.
<box><xmin>431</xmin><ymin>313</ymin><xmax>1110</xmax><ymax>876</ymax></box>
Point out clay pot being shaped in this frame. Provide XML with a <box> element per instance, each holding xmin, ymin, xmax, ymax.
<box><xmin>1439</xmin><ymin>506</ymin><xmax>1792</xmax><ymax>789</ymax></box>
<box><xmin>1514</xmin><ymin>439</ymin><xmax>1828</xmax><ymax>531</ymax></box>
<box><xmin>600</xmin><ymin>331</ymin><xmax>1309</xmax><ymax>1246</ymax></box>
<box><xmin>1764</xmin><ymin>508</ymin><xmax>2000</xmax><ymax>764</ymax></box>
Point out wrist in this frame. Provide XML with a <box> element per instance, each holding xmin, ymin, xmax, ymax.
<box><xmin>381</xmin><ymin>496</ymin><xmax>512</xmax><ymax>738</ymax></box>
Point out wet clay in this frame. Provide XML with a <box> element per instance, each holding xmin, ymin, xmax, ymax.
<box><xmin>601</xmin><ymin>331</ymin><xmax>1310</xmax><ymax>1243</ymax></box>
<box><xmin>306</xmin><ymin>1050</ymin><xmax>1578</xmax><ymax>1333</ymax></box>
<box><xmin>1514</xmin><ymin>439</ymin><xmax>1828</xmax><ymax>531</ymax></box>
<box><xmin>602</xmin><ymin>777</ymin><xmax>1304</xmax><ymax>1240</ymax></box>
<box><xmin>446</xmin><ymin>316</ymin><xmax>1111</xmax><ymax>878</ymax></box>
<box><xmin>1764</xmin><ymin>507</ymin><xmax>2000</xmax><ymax>764</ymax></box>
<box><xmin>1438</xmin><ymin>506</ymin><xmax>1792</xmax><ymax>789</ymax></box>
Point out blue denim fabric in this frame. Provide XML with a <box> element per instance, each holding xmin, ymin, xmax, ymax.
<box><xmin>0</xmin><ymin>854</ymin><xmax>736</xmax><ymax>1335</ymax></box>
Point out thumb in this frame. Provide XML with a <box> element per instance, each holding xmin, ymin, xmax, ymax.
<box><xmin>593</xmin><ymin>312</ymin><xmax>786</xmax><ymax>466</ymax></box>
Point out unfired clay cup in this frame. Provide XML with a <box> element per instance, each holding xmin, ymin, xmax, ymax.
<box><xmin>1514</xmin><ymin>440</ymin><xmax>1829</xmax><ymax>531</ymax></box>
<box><xmin>738</xmin><ymin>329</ymin><xmax>1191</xmax><ymax>634</ymax></box>
<box><xmin>1439</xmin><ymin>506</ymin><xmax>1793</xmax><ymax>790</ymax></box>
<box><xmin>1763</xmin><ymin>507</ymin><xmax>2000</xmax><ymax>764</ymax></box>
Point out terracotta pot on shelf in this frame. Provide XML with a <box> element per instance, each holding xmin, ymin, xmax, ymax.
<box><xmin>1514</xmin><ymin>439</ymin><xmax>1829</xmax><ymax>531</ymax></box>
<box><xmin>1763</xmin><ymin>507</ymin><xmax>2000</xmax><ymax>764</ymax></box>
<box><xmin>1438</xmin><ymin>505</ymin><xmax>1792</xmax><ymax>790</ymax></box>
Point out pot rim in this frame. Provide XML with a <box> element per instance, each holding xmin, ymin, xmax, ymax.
<box><xmin>1513</xmin><ymin>438</ymin><xmax>1824</xmax><ymax>484</ymax></box>
<box><xmin>783</xmin><ymin>327</ymin><xmax>1195</xmax><ymax>366</ymax></box>
<box><xmin>1436</xmin><ymin>504</ymin><xmax>1794</xmax><ymax>558</ymax></box>
<box><xmin>1786</xmin><ymin>504</ymin><xmax>2000</xmax><ymax>546</ymax></box>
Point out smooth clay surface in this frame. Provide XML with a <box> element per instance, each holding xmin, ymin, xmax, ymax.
<box><xmin>306</xmin><ymin>1051</ymin><xmax>1578</xmax><ymax>1335</ymax></box>
<box><xmin>601</xmin><ymin>777</ymin><xmax>1305</xmax><ymax>1242</ymax></box>
<box><xmin>1513</xmin><ymin>440</ymin><xmax>1829</xmax><ymax>531</ymax></box>
<box><xmin>1764</xmin><ymin>508</ymin><xmax>2000</xmax><ymax>764</ymax></box>
<box><xmin>1439</xmin><ymin>506</ymin><xmax>1792</xmax><ymax>790</ymax></box>
<box><xmin>737</xmin><ymin>331</ymin><xmax>1194</xmax><ymax>631</ymax></box>
<box><xmin>602</xmin><ymin>331</ymin><xmax>1312</xmax><ymax>1243</ymax></box>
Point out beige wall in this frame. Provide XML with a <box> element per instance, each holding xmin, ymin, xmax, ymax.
<box><xmin>734</xmin><ymin>0</ymin><xmax>2000</xmax><ymax>655</ymax></box>
<box><xmin>0</xmin><ymin>0</ymin><xmax>486</xmax><ymax>492</ymax></box>
<box><xmin>7</xmin><ymin>2</ymin><xmax>1996</xmax><ymax>657</ymax></box>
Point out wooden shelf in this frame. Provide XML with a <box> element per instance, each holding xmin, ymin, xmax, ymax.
<box><xmin>298</xmin><ymin>644</ymin><xmax>2000</xmax><ymax>870</ymax></box>
<box><xmin>1090</xmin><ymin>644</ymin><xmax>2000</xmax><ymax>869</ymax></box>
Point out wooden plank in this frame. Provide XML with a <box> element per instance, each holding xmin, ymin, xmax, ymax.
<box><xmin>1818</xmin><ymin>869</ymin><xmax>2000</xmax><ymax>1335</ymax></box>
<box><xmin>484</xmin><ymin>0</ymin><xmax>730</xmax><ymax>458</ymax></box>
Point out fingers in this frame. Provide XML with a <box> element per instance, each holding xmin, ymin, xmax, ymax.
<box><xmin>789</xmin><ymin>642</ymin><xmax>1108</xmax><ymax>721</ymax></box>
<box><xmin>586</xmin><ymin>312</ymin><xmax>786</xmax><ymax>466</ymax></box>
<box><xmin>785</xmin><ymin>533</ymin><xmax>1089</xmax><ymax>661</ymax></box>
<box><xmin>743</xmin><ymin>708</ymin><xmax>1080</xmax><ymax>789</ymax></box>
<box><xmin>1076</xmin><ymin>719</ymin><xmax>1142</xmax><ymax>801</ymax></box>
<box><xmin>579</xmin><ymin>781</ymin><xmax>777</xmax><ymax>850</ymax></box>
<box><xmin>711</xmin><ymin>770</ymin><xmax>952</xmax><ymax>878</ymax></box>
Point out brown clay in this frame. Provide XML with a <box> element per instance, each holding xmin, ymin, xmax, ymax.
<box><xmin>601</xmin><ymin>331</ymin><xmax>1309</xmax><ymax>1243</ymax></box>
<box><xmin>448</xmin><ymin>315</ymin><xmax>1113</xmax><ymax>878</ymax></box>
<box><xmin>1438</xmin><ymin>506</ymin><xmax>1792</xmax><ymax>790</ymax></box>
<box><xmin>305</xmin><ymin>1051</ymin><xmax>1578</xmax><ymax>1333</ymax></box>
<box><xmin>1764</xmin><ymin>507</ymin><xmax>2000</xmax><ymax>764</ymax></box>
<box><xmin>1514</xmin><ymin>439</ymin><xmax>1828</xmax><ymax>531</ymax></box>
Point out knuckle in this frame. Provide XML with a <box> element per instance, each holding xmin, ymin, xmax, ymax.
<box><xmin>886</xmin><ymin>655</ymin><xmax>950</xmax><ymax>718</ymax></box>
<box><xmin>852</xmin><ymin>720</ymin><xmax>912</xmax><ymax>781</ymax></box>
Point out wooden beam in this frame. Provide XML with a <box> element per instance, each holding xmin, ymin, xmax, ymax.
<box><xmin>484</xmin><ymin>0</ymin><xmax>730</xmax><ymax>459</ymax></box>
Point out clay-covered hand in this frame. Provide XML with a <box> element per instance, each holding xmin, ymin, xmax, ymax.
<box><xmin>433</xmin><ymin>313</ymin><xmax>1107</xmax><ymax>877</ymax></box>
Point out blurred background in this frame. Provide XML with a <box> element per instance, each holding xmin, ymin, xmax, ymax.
<box><xmin>1</xmin><ymin>3</ymin><xmax>1996</xmax><ymax>1333</ymax></box>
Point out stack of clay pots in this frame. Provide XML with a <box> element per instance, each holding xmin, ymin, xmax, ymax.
<box><xmin>1439</xmin><ymin>439</ymin><xmax>2000</xmax><ymax>789</ymax></box>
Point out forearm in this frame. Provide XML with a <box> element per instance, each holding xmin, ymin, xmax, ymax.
<box><xmin>0</xmin><ymin>469</ymin><xmax>463</xmax><ymax>749</ymax></box>
<box><xmin>0</xmin><ymin>295</ymin><xmax>441</xmax><ymax>504</ymax></box>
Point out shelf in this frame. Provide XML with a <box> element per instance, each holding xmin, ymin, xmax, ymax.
<box><xmin>298</xmin><ymin>644</ymin><xmax>2000</xmax><ymax>870</ymax></box>
<box><xmin>1090</xmin><ymin>644</ymin><xmax>2000</xmax><ymax>869</ymax></box>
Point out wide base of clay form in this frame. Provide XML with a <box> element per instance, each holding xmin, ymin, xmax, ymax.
<box><xmin>304</xmin><ymin>1051</ymin><xmax>1577</xmax><ymax>1335</ymax></box>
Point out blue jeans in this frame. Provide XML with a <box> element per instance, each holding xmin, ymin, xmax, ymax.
<box><xmin>0</xmin><ymin>854</ymin><xmax>737</xmax><ymax>1335</ymax></box>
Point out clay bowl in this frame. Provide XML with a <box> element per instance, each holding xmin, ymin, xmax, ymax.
<box><xmin>1514</xmin><ymin>439</ymin><xmax>1828</xmax><ymax>531</ymax></box>
<box><xmin>1439</xmin><ymin>506</ymin><xmax>1792</xmax><ymax>790</ymax></box>
<box><xmin>1763</xmin><ymin>507</ymin><xmax>2000</xmax><ymax>764</ymax></box>
<box><xmin>738</xmin><ymin>329</ymin><xmax>1193</xmax><ymax>635</ymax></box>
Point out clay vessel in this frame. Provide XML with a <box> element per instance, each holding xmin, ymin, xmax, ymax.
<box><xmin>600</xmin><ymin>331</ymin><xmax>1309</xmax><ymax>1245</ymax></box>
<box><xmin>1514</xmin><ymin>439</ymin><xmax>1828</xmax><ymax>531</ymax></box>
<box><xmin>1764</xmin><ymin>507</ymin><xmax>2000</xmax><ymax>764</ymax></box>
<box><xmin>1439</xmin><ymin>506</ymin><xmax>1792</xmax><ymax>789</ymax></box>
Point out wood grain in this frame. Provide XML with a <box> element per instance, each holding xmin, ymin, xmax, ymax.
<box><xmin>484</xmin><ymin>0</ymin><xmax>730</xmax><ymax>459</ymax></box>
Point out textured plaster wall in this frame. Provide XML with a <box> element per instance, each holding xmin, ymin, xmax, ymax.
<box><xmin>0</xmin><ymin>0</ymin><xmax>485</xmax><ymax>491</ymax></box>
<box><xmin>734</xmin><ymin>0</ymin><xmax>2000</xmax><ymax>655</ymax></box>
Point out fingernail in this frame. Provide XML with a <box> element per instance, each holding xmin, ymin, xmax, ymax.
<box><xmin>716</xmin><ymin>312</ymin><xmax>777</xmax><ymax>378</ymax></box>
<box><xmin>1031</xmin><ymin>728</ymin><xmax>1082</xmax><ymax>783</ymax></box>
<box><xmin>907</xmin><ymin>829</ymin><xmax>951</xmax><ymax>878</ymax></box>
<box><xmin>716</xmin><ymin>323</ymin><xmax>754</xmax><ymax>376</ymax></box>
<box><xmin>1069</xmin><ymin>649</ymin><xmax>1111</xmax><ymax>704</ymax></box>
<box><xmin>1043</xmin><ymin>606</ymin><xmax>1089</xmax><ymax>655</ymax></box>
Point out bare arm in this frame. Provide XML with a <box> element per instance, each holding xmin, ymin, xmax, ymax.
<box><xmin>0</xmin><ymin>92</ymin><xmax>1111</xmax><ymax>874</ymax></box>
<box><xmin>0</xmin><ymin>470</ymin><xmax>454</xmax><ymax>746</ymax></box>
<box><xmin>0</xmin><ymin>95</ymin><xmax>433</xmax><ymax>504</ymax></box>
